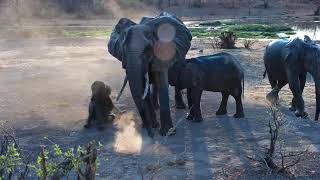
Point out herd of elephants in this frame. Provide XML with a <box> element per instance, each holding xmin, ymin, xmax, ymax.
<box><xmin>88</xmin><ymin>12</ymin><xmax>320</xmax><ymax>137</ymax></box>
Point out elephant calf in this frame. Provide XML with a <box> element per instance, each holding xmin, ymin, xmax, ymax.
<box><xmin>84</xmin><ymin>81</ymin><xmax>118</xmax><ymax>129</ymax></box>
<box><xmin>168</xmin><ymin>52</ymin><xmax>245</xmax><ymax>122</ymax></box>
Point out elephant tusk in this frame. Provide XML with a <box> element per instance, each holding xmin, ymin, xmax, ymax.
<box><xmin>150</xmin><ymin>84</ymin><xmax>153</xmax><ymax>94</ymax></box>
<box><xmin>142</xmin><ymin>73</ymin><xmax>149</xmax><ymax>100</ymax></box>
<box><xmin>116</xmin><ymin>75</ymin><xmax>128</xmax><ymax>101</ymax></box>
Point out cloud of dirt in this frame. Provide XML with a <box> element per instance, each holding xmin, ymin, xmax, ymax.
<box><xmin>112</xmin><ymin>112</ymin><xmax>152</xmax><ymax>154</ymax></box>
<box><xmin>0</xmin><ymin>0</ymin><xmax>63</xmax><ymax>23</ymax></box>
<box><xmin>0</xmin><ymin>0</ymin><xmax>157</xmax><ymax>39</ymax></box>
<box><xmin>112</xmin><ymin>111</ymin><xmax>171</xmax><ymax>155</ymax></box>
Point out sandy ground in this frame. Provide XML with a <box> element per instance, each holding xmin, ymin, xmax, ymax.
<box><xmin>0</xmin><ymin>35</ymin><xmax>320</xmax><ymax>179</ymax></box>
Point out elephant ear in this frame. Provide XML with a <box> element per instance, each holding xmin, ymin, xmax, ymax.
<box><xmin>108</xmin><ymin>18</ymin><xmax>136</xmax><ymax>68</ymax></box>
<box><xmin>143</xmin><ymin>12</ymin><xmax>192</xmax><ymax>71</ymax></box>
<box><xmin>304</xmin><ymin>35</ymin><xmax>316</xmax><ymax>45</ymax></box>
<box><xmin>284</xmin><ymin>38</ymin><xmax>302</xmax><ymax>61</ymax></box>
<box><xmin>283</xmin><ymin>38</ymin><xmax>303</xmax><ymax>65</ymax></box>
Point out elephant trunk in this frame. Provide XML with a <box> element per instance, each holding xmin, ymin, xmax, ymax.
<box><xmin>125</xmin><ymin>53</ymin><xmax>149</xmax><ymax>105</ymax></box>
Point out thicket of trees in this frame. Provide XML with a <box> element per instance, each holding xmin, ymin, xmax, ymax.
<box><xmin>1</xmin><ymin>0</ymin><xmax>319</xmax><ymax>18</ymax></box>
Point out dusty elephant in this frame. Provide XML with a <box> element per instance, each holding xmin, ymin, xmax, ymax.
<box><xmin>263</xmin><ymin>35</ymin><xmax>320</xmax><ymax>121</ymax></box>
<box><xmin>168</xmin><ymin>52</ymin><xmax>245</xmax><ymax>122</ymax></box>
<box><xmin>84</xmin><ymin>81</ymin><xmax>115</xmax><ymax>129</ymax></box>
<box><xmin>108</xmin><ymin>12</ymin><xmax>192</xmax><ymax>136</ymax></box>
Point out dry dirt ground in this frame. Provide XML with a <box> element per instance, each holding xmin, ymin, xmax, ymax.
<box><xmin>0</xmin><ymin>35</ymin><xmax>320</xmax><ymax>179</ymax></box>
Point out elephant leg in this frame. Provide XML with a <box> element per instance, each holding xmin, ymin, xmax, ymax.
<box><xmin>151</xmin><ymin>83</ymin><xmax>160</xmax><ymax>110</ymax></box>
<box><xmin>132</xmin><ymin>96</ymin><xmax>153</xmax><ymax>136</ymax></box>
<box><xmin>267</xmin><ymin>72</ymin><xmax>277</xmax><ymax>89</ymax></box>
<box><xmin>277</xmin><ymin>80</ymin><xmax>287</xmax><ymax>89</ymax></box>
<box><xmin>186</xmin><ymin>88</ymin><xmax>194</xmax><ymax>121</ymax></box>
<box><xmin>287</xmin><ymin>73</ymin><xmax>308</xmax><ymax>118</ymax></box>
<box><xmin>191</xmin><ymin>88</ymin><xmax>203</xmax><ymax>122</ymax></box>
<box><xmin>158</xmin><ymin>71</ymin><xmax>174</xmax><ymax>136</ymax></box>
<box><xmin>266</xmin><ymin>73</ymin><xmax>280</xmax><ymax>104</ymax></box>
<box><xmin>146</xmin><ymin>94</ymin><xmax>159</xmax><ymax>129</ymax></box>
<box><xmin>231</xmin><ymin>87</ymin><xmax>244</xmax><ymax>118</ymax></box>
<box><xmin>290</xmin><ymin>73</ymin><xmax>307</xmax><ymax>111</ymax></box>
<box><xmin>175</xmin><ymin>87</ymin><xmax>186</xmax><ymax>109</ymax></box>
<box><xmin>187</xmin><ymin>88</ymin><xmax>193</xmax><ymax>109</ymax></box>
<box><xmin>216</xmin><ymin>92</ymin><xmax>229</xmax><ymax>115</ymax></box>
<box><xmin>143</xmin><ymin>96</ymin><xmax>159</xmax><ymax>136</ymax></box>
<box><xmin>272</xmin><ymin>79</ymin><xmax>287</xmax><ymax>105</ymax></box>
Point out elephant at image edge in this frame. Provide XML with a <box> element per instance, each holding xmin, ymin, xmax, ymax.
<box><xmin>108</xmin><ymin>12</ymin><xmax>192</xmax><ymax>136</ymax></box>
<box><xmin>264</xmin><ymin>35</ymin><xmax>320</xmax><ymax>121</ymax></box>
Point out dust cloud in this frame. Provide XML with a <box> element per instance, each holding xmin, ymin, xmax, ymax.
<box><xmin>113</xmin><ymin>112</ymin><xmax>152</xmax><ymax>154</ymax></box>
<box><xmin>112</xmin><ymin>112</ymin><xmax>171</xmax><ymax>155</ymax></box>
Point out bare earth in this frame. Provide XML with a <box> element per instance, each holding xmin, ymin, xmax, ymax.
<box><xmin>0</xmin><ymin>35</ymin><xmax>319</xmax><ymax>179</ymax></box>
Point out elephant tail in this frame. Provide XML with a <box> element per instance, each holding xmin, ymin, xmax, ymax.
<box><xmin>263</xmin><ymin>69</ymin><xmax>267</xmax><ymax>79</ymax></box>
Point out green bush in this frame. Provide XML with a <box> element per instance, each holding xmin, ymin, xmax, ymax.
<box><xmin>0</xmin><ymin>138</ymin><xmax>102</xmax><ymax>180</ymax></box>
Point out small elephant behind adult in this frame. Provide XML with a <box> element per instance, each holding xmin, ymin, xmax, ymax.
<box><xmin>168</xmin><ymin>52</ymin><xmax>245</xmax><ymax>122</ymax></box>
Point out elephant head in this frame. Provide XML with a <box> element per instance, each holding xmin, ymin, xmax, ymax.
<box><xmin>284</xmin><ymin>36</ymin><xmax>320</xmax><ymax>120</ymax></box>
<box><xmin>168</xmin><ymin>61</ymin><xmax>204</xmax><ymax>89</ymax></box>
<box><xmin>108</xmin><ymin>13</ymin><xmax>192</xmax><ymax>135</ymax></box>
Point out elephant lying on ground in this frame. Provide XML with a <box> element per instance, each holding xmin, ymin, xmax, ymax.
<box><xmin>263</xmin><ymin>35</ymin><xmax>320</xmax><ymax>121</ymax></box>
<box><xmin>168</xmin><ymin>52</ymin><xmax>245</xmax><ymax>122</ymax></box>
<box><xmin>108</xmin><ymin>12</ymin><xmax>192</xmax><ymax>136</ymax></box>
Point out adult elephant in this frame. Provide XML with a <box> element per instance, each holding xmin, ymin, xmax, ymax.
<box><xmin>108</xmin><ymin>12</ymin><xmax>192</xmax><ymax>136</ymax></box>
<box><xmin>264</xmin><ymin>35</ymin><xmax>320</xmax><ymax>121</ymax></box>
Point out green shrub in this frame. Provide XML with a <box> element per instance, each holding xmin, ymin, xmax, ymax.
<box><xmin>0</xmin><ymin>137</ymin><xmax>102</xmax><ymax>179</ymax></box>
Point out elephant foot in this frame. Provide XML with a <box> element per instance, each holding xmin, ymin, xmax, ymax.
<box><xmin>216</xmin><ymin>109</ymin><xmax>227</xmax><ymax>115</ymax></box>
<box><xmin>295</xmin><ymin>111</ymin><xmax>308</xmax><ymax>119</ymax></box>
<box><xmin>266</xmin><ymin>90</ymin><xmax>279</xmax><ymax>105</ymax></box>
<box><xmin>233</xmin><ymin>112</ymin><xmax>245</xmax><ymax>118</ymax></box>
<box><xmin>186</xmin><ymin>113</ymin><xmax>194</xmax><ymax>121</ymax></box>
<box><xmin>192</xmin><ymin>116</ymin><xmax>203</xmax><ymax>122</ymax></box>
<box><xmin>159</xmin><ymin>126</ymin><xmax>176</xmax><ymax>136</ymax></box>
